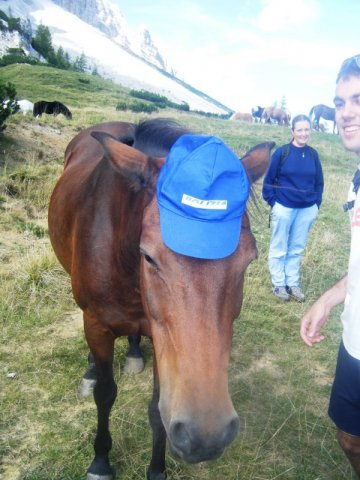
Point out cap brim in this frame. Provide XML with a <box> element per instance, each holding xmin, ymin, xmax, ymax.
<box><xmin>159</xmin><ymin>207</ymin><xmax>242</xmax><ymax>259</ymax></box>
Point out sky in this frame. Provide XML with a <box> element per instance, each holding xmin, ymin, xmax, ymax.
<box><xmin>112</xmin><ymin>0</ymin><xmax>359</xmax><ymax>117</ymax></box>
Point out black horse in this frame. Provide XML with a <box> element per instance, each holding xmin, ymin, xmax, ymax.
<box><xmin>251</xmin><ymin>106</ymin><xmax>265</xmax><ymax>122</ymax></box>
<box><xmin>33</xmin><ymin>100</ymin><xmax>72</xmax><ymax>119</ymax></box>
<box><xmin>309</xmin><ymin>104</ymin><xmax>336</xmax><ymax>133</ymax></box>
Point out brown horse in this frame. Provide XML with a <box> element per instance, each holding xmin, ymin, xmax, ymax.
<box><xmin>229</xmin><ymin>112</ymin><xmax>253</xmax><ymax>123</ymax></box>
<box><xmin>309</xmin><ymin>104</ymin><xmax>337</xmax><ymax>133</ymax></box>
<box><xmin>48</xmin><ymin>118</ymin><xmax>274</xmax><ymax>480</ymax></box>
<box><xmin>261</xmin><ymin>106</ymin><xmax>290</xmax><ymax>126</ymax></box>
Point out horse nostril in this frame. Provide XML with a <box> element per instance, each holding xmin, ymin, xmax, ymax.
<box><xmin>169</xmin><ymin>421</ymin><xmax>191</xmax><ymax>455</ymax></box>
<box><xmin>221</xmin><ymin>415</ymin><xmax>240</xmax><ymax>445</ymax></box>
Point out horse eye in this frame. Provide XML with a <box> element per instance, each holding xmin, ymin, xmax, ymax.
<box><xmin>140</xmin><ymin>250</ymin><xmax>159</xmax><ymax>270</ymax></box>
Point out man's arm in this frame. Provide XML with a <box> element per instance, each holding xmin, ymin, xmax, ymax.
<box><xmin>300</xmin><ymin>276</ymin><xmax>347</xmax><ymax>346</ymax></box>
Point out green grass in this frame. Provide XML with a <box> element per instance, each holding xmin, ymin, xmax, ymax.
<box><xmin>0</xmin><ymin>63</ymin><xmax>358</xmax><ymax>479</ymax></box>
<box><xmin>0</xmin><ymin>64</ymin><xmax>131</xmax><ymax>108</ymax></box>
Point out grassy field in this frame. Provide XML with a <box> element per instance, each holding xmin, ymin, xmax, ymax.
<box><xmin>0</xmin><ymin>64</ymin><xmax>358</xmax><ymax>479</ymax></box>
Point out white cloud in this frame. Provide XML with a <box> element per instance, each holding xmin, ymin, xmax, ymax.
<box><xmin>256</xmin><ymin>0</ymin><xmax>320</xmax><ymax>32</ymax></box>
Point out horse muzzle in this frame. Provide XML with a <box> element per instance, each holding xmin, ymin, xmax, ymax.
<box><xmin>167</xmin><ymin>412</ymin><xmax>240</xmax><ymax>464</ymax></box>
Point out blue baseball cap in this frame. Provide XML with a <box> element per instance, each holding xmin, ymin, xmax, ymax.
<box><xmin>156</xmin><ymin>134</ymin><xmax>250</xmax><ymax>259</ymax></box>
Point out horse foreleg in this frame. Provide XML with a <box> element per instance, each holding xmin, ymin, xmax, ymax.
<box><xmin>315</xmin><ymin>115</ymin><xmax>320</xmax><ymax>131</ymax></box>
<box><xmin>147</xmin><ymin>358</ymin><xmax>167</xmax><ymax>480</ymax></box>
<box><xmin>86</xmin><ymin>333</ymin><xmax>117</xmax><ymax>480</ymax></box>
<box><xmin>124</xmin><ymin>334</ymin><xmax>144</xmax><ymax>374</ymax></box>
<box><xmin>79</xmin><ymin>351</ymin><xmax>97</xmax><ymax>397</ymax></box>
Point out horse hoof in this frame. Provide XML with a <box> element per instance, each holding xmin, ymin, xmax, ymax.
<box><xmin>147</xmin><ymin>470</ymin><xmax>166</xmax><ymax>480</ymax></box>
<box><xmin>79</xmin><ymin>378</ymin><xmax>96</xmax><ymax>397</ymax></box>
<box><xmin>87</xmin><ymin>473</ymin><xmax>114</xmax><ymax>480</ymax></box>
<box><xmin>123</xmin><ymin>356</ymin><xmax>144</xmax><ymax>374</ymax></box>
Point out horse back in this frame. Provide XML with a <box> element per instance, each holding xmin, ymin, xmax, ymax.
<box><xmin>64</xmin><ymin>121</ymin><xmax>135</xmax><ymax>168</ymax></box>
<box><xmin>49</xmin><ymin>121</ymin><xmax>146</xmax><ymax>331</ymax></box>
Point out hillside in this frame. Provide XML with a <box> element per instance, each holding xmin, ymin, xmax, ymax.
<box><xmin>0</xmin><ymin>69</ymin><xmax>357</xmax><ymax>480</ymax></box>
<box><xmin>0</xmin><ymin>64</ymin><xmax>131</xmax><ymax>108</ymax></box>
<box><xmin>0</xmin><ymin>0</ymin><xmax>232</xmax><ymax>114</ymax></box>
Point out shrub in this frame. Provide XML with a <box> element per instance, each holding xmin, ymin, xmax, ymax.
<box><xmin>130</xmin><ymin>101</ymin><xmax>158</xmax><ymax>113</ymax></box>
<box><xmin>0</xmin><ymin>82</ymin><xmax>19</xmax><ymax>132</ymax></box>
<box><xmin>0</xmin><ymin>54</ymin><xmax>40</xmax><ymax>67</ymax></box>
<box><xmin>116</xmin><ymin>101</ymin><xmax>158</xmax><ymax>113</ymax></box>
<box><xmin>129</xmin><ymin>89</ymin><xmax>190</xmax><ymax>112</ymax></box>
<box><xmin>129</xmin><ymin>89</ymin><xmax>168</xmax><ymax>104</ymax></box>
<box><xmin>167</xmin><ymin>100</ymin><xmax>190</xmax><ymax>111</ymax></box>
<box><xmin>115</xmin><ymin>101</ymin><xmax>128</xmax><ymax>111</ymax></box>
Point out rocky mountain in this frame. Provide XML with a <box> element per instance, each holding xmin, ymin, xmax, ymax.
<box><xmin>51</xmin><ymin>0</ymin><xmax>167</xmax><ymax>70</ymax></box>
<box><xmin>0</xmin><ymin>0</ymin><xmax>230</xmax><ymax>113</ymax></box>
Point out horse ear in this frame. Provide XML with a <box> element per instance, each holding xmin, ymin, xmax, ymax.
<box><xmin>240</xmin><ymin>141</ymin><xmax>275</xmax><ymax>183</ymax></box>
<box><xmin>91</xmin><ymin>131</ymin><xmax>160</xmax><ymax>192</ymax></box>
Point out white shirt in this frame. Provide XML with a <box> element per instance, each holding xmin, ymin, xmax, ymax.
<box><xmin>342</xmin><ymin>165</ymin><xmax>360</xmax><ymax>359</ymax></box>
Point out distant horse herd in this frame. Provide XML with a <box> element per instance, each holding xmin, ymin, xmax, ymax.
<box><xmin>231</xmin><ymin>103</ymin><xmax>337</xmax><ymax>133</ymax></box>
<box><xmin>5</xmin><ymin>98</ymin><xmax>337</xmax><ymax>133</ymax></box>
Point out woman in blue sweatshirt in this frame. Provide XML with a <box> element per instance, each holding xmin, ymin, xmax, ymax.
<box><xmin>262</xmin><ymin>114</ymin><xmax>324</xmax><ymax>302</ymax></box>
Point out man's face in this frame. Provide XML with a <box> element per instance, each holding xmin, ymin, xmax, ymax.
<box><xmin>334</xmin><ymin>75</ymin><xmax>360</xmax><ymax>155</ymax></box>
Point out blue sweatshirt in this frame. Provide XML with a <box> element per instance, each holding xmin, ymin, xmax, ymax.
<box><xmin>262</xmin><ymin>143</ymin><xmax>324</xmax><ymax>208</ymax></box>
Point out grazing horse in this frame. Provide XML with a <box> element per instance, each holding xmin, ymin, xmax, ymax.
<box><xmin>48</xmin><ymin>118</ymin><xmax>274</xmax><ymax>480</ymax></box>
<box><xmin>17</xmin><ymin>99</ymin><xmax>34</xmax><ymax>115</ymax></box>
<box><xmin>251</xmin><ymin>106</ymin><xmax>265</xmax><ymax>123</ymax></box>
<box><xmin>229</xmin><ymin>112</ymin><xmax>253</xmax><ymax>123</ymax></box>
<box><xmin>3</xmin><ymin>99</ymin><xmax>33</xmax><ymax>114</ymax></box>
<box><xmin>261</xmin><ymin>107</ymin><xmax>290</xmax><ymax>126</ymax></box>
<box><xmin>309</xmin><ymin>104</ymin><xmax>336</xmax><ymax>133</ymax></box>
<box><xmin>33</xmin><ymin>100</ymin><xmax>72</xmax><ymax>119</ymax></box>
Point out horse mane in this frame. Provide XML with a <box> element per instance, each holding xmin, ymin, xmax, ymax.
<box><xmin>133</xmin><ymin>118</ymin><xmax>193</xmax><ymax>157</ymax></box>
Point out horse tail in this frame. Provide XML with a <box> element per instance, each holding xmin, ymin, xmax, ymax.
<box><xmin>309</xmin><ymin>106</ymin><xmax>315</xmax><ymax>119</ymax></box>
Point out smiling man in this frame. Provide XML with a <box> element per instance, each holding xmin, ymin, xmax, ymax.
<box><xmin>300</xmin><ymin>54</ymin><xmax>360</xmax><ymax>477</ymax></box>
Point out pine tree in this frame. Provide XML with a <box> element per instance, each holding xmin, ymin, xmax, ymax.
<box><xmin>73</xmin><ymin>52</ymin><xmax>87</xmax><ymax>72</ymax></box>
<box><xmin>56</xmin><ymin>46</ymin><xmax>71</xmax><ymax>69</ymax></box>
<box><xmin>31</xmin><ymin>24</ymin><xmax>55</xmax><ymax>60</ymax></box>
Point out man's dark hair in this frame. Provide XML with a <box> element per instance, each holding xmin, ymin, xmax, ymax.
<box><xmin>336</xmin><ymin>54</ymin><xmax>360</xmax><ymax>83</ymax></box>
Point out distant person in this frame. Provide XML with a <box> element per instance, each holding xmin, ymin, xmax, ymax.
<box><xmin>300</xmin><ymin>54</ymin><xmax>360</xmax><ymax>478</ymax></box>
<box><xmin>262</xmin><ymin>114</ymin><xmax>324</xmax><ymax>302</ymax></box>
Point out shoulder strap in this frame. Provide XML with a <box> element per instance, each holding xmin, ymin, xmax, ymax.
<box><xmin>274</xmin><ymin>144</ymin><xmax>290</xmax><ymax>185</ymax></box>
<box><xmin>308</xmin><ymin>145</ymin><xmax>318</xmax><ymax>162</ymax></box>
<box><xmin>353</xmin><ymin>169</ymin><xmax>360</xmax><ymax>195</ymax></box>
<box><xmin>343</xmin><ymin>168</ymin><xmax>360</xmax><ymax>212</ymax></box>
